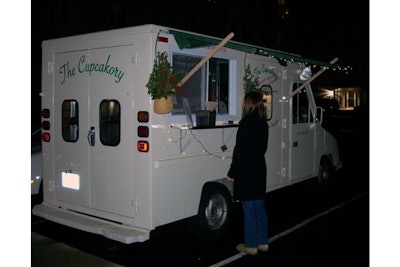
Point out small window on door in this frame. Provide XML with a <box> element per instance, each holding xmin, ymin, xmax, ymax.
<box><xmin>99</xmin><ymin>100</ymin><xmax>121</xmax><ymax>146</ymax></box>
<box><xmin>292</xmin><ymin>83</ymin><xmax>309</xmax><ymax>124</ymax></box>
<box><xmin>62</xmin><ymin>100</ymin><xmax>79</xmax><ymax>142</ymax></box>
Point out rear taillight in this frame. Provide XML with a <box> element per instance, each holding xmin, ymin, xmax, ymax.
<box><xmin>137</xmin><ymin>141</ymin><xmax>149</xmax><ymax>152</ymax></box>
<box><xmin>42</xmin><ymin>121</ymin><xmax>50</xmax><ymax>130</ymax></box>
<box><xmin>42</xmin><ymin>132</ymin><xmax>51</xmax><ymax>142</ymax></box>
<box><xmin>138</xmin><ymin>126</ymin><xmax>149</xmax><ymax>137</ymax></box>
<box><xmin>42</xmin><ymin>108</ymin><xmax>50</xmax><ymax>142</ymax></box>
<box><xmin>42</xmin><ymin>109</ymin><xmax>50</xmax><ymax>118</ymax></box>
<box><xmin>137</xmin><ymin>111</ymin><xmax>149</xmax><ymax>122</ymax></box>
<box><xmin>137</xmin><ymin>111</ymin><xmax>149</xmax><ymax>152</ymax></box>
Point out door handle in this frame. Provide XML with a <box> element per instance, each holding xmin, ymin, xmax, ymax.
<box><xmin>87</xmin><ymin>127</ymin><xmax>95</xmax><ymax>146</ymax></box>
<box><xmin>293</xmin><ymin>141</ymin><xmax>298</xmax><ymax>147</ymax></box>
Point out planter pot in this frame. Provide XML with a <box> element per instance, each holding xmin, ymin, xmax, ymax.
<box><xmin>154</xmin><ymin>95</ymin><xmax>173</xmax><ymax>114</ymax></box>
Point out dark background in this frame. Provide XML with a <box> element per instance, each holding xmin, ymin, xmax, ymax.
<box><xmin>31</xmin><ymin>0</ymin><xmax>369</xmax><ymax>135</ymax></box>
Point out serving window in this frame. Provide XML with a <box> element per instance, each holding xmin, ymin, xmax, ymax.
<box><xmin>171</xmin><ymin>53</ymin><xmax>231</xmax><ymax>116</ymax></box>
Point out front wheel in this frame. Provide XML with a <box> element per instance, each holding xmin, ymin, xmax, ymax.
<box><xmin>195</xmin><ymin>183</ymin><xmax>232</xmax><ymax>241</ymax></box>
<box><xmin>318</xmin><ymin>156</ymin><xmax>333</xmax><ymax>185</ymax></box>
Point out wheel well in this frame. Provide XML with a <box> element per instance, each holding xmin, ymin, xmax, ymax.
<box><xmin>320</xmin><ymin>154</ymin><xmax>333</xmax><ymax>166</ymax></box>
<box><xmin>193</xmin><ymin>181</ymin><xmax>233</xmax><ymax>240</ymax></box>
<box><xmin>200</xmin><ymin>182</ymin><xmax>233</xmax><ymax>204</ymax></box>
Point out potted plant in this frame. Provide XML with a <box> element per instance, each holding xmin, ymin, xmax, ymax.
<box><xmin>146</xmin><ymin>51</ymin><xmax>181</xmax><ymax>114</ymax></box>
<box><xmin>243</xmin><ymin>64</ymin><xmax>261</xmax><ymax>94</ymax></box>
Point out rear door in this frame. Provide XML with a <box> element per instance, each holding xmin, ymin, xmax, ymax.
<box><xmin>89</xmin><ymin>46</ymin><xmax>135</xmax><ymax>217</ymax></box>
<box><xmin>54</xmin><ymin>50</ymin><xmax>91</xmax><ymax>207</ymax></box>
<box><xmin>53</xmin><ymin>45</ymin><xmax>135</xmax><ymax>217</ymax></box>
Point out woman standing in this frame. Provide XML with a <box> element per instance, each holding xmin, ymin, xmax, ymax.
<box><xmin>227</xmin><ymin>91</ymin><xmax>269</xmax><ymax>255</ymax></box>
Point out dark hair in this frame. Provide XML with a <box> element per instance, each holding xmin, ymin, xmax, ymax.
<box><xmin>242</xmin><ymin>91</ymin><xmax>266</xmax><ymax>118</ymax></box>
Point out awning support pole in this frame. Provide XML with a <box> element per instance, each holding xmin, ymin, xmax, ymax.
<box><xmin>281</xmin><ymin>57</ymin><xmax>339</xmax><ymax>102</ymax></box>
<box><xmin>177</xmin><ymin>32</ymin><xmax>234</xmax><ymax>87</ymax></box>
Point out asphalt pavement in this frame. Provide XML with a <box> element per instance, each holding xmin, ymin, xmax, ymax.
<box><xmin>31</xmin><ymin>187</ymin><xmax>368</xmax><ymax>267</ymax></box>
<box><xmin>31</xmin><ymin>232</ymin><xmax>123</xmax><ymax>267</ymax></box>
<box><xmin>216</xmin><ymin>193</ymin><xmax>369</xmax><ymax>267</ymax></box>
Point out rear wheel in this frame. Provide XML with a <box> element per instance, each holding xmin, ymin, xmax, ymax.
<box><xmin>195</xmin><ymin>183</ymin><xmax>232</xmax><ymax>241</ymax></box>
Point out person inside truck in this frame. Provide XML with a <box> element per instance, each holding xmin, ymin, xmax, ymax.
<box><xmin>226</xmin><ymin>91</ymin><xmax>269</xmax><ymax>255</ymax></box>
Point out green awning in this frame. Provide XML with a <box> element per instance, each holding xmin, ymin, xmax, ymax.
<box><xmin>169</xmin><ymin>29</ymin><xmax>350</xmax><ymax>71</ymax></box>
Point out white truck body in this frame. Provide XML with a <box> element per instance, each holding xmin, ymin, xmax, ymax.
<box><xmin>33</xmin><ymin>24</ymin><xmax>341</xmax><ymax>244</ymax></box>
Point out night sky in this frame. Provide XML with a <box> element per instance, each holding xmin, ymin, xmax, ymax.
<box><xmin>31</xmin><ymin>1</ymin><xmax>369</xmax><ymax>71</ymax></box>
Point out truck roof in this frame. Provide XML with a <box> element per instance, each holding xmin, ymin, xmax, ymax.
<box><xmin>42</xmin><ymin>24</ymin><xmax>350</xmax><ymax>72</ymax></box>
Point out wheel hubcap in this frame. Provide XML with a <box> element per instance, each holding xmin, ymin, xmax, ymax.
<box><xmin>319</xmin><ymin>164</ymin><xmax>328</xmax><ymax>183</ymax></box>
<box><xmin>205</xmin><ymin>194</ymin><xmax>227</xmax><ymax>230</ymax></box>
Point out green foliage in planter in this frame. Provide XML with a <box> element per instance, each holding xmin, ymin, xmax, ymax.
<box><xmin>243</xmin><ymin>64</ymin><xmax>262</xmax><ymax>94</ymax></box>
<box><xmin>146</xmin><ymin>51</ymin><xmax>181</xmax><ymax>100</ymax></box>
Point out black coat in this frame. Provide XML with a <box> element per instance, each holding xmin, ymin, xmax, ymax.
<box><xmin>227</xmin><ymin>112</ymin><xmax>268</xmax><ymax>200</ymax></box>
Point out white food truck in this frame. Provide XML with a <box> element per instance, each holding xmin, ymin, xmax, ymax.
<box><xmin>33</xmin><ymin>24</ymin><xmax>344</xmax><ymax>244</ymax></box>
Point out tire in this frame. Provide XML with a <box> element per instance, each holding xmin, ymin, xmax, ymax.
<box><xmin>195</xmin><ymin>183</ymin><xmax>232</xmax><ymax>241</ymax></box>
<box><xmin>318</xmin><ymin>156</ymin><xmax>332</xmax><ymax>185</ymax></box>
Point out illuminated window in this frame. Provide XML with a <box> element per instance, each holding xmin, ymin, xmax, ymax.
<box><xmin>172</xmin><ymin>54</ymin><xmax>230</xmax><ymax>115</ymax></box>
<box><xmin>62</xmin><ymin>100</ymin><xmax>79</xmax><ymax>142</ymax></box>
<box><xmin>347</xmin><ymin>91</ymin><xmax>355</xmax><ymax>107</ymax></box>
<box><xmin>99</xmin><ymin>100</ymin><xmax>121</xmax><ymax>146</ymax></box>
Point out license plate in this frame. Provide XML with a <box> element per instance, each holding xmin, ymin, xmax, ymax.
<box><xmin>61</xmin><ymin>172</ymin><xmax>80</xmax><ymax>190</ymax></box>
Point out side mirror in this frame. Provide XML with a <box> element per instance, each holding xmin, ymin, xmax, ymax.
<box><xmin>316</xmin><ymin>106</ymin><xmax>324</xmax><ymax>124</ymax></box>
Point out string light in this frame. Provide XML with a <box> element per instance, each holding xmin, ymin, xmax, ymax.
<box><xmin>188</xmin><ymin>128</ymin><xmax>231</xmax><ymax>159</ymax></box>
<box><xmin>168</xmin><ymin>124</ymin><xmax>233</xmax><ymax>159</ymax></box>
<box><xmin>254</xmin><ymin>48</ymin><xmax>352</xmax><ymax>73</ymax></box>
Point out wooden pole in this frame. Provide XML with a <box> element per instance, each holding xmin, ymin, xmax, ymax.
<box><xmin>177</xmin><ymin>32</ymin><xmax>234</xmax><ymax>87</ymax></box>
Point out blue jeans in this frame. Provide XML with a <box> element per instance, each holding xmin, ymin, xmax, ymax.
<box><xmin>242</xmin><ymin>199</ymin><xmax>268</xmax><ymax>248</ymax></box>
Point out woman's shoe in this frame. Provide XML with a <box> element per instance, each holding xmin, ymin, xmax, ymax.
<box><xmin>258</xmin><ymin>244</ymin><xmax>269</xmax><ymax>252</ymax></box>
<box><xmin>236</xmin><ymin>244</ymin><xmax>258</xmax><ymax>255</ymax></box>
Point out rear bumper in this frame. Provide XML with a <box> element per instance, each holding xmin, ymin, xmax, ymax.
<box><xmin>32</xmin><ymin>203</ymin><xmax>150</xmax><ymax>244</ymax></box>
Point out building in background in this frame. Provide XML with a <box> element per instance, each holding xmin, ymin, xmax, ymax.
<box><xmin>313</xmin><ymin>86</ymin><xmax>367</xmax><ymax>111</ymax></box>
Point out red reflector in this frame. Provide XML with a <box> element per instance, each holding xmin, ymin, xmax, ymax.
<box><xmin>138</xmin><ymin>126</ymin><xmax>149</xmax><ymax>137</ymax></box>
<box><xmin>42</xmin><ymin>133</ymin><xmax>50</xmax><ymax>142</ymax></box>
<box><xmin>137</xmin><ymin>141</ymin><xmax>149</xmax><ymax>152</ymax></box>
<box><xmin>157</xmin><ymin>36</ymin><xmax>168</xmax><ymax>43</ymax></box>
<box><xmin>137</xmin><ymin>111</ymin><xmax>149</xmax><ymax>122</ymax></box>
<box><xmin>42</xmin><ymin>109</ymin><xmax>50</xmax><ymax>118</ymax></box>
<box><xmin>42</xmin><ymin>121</ymin><xmax>50</xmax><ymax>130</ymax></box>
